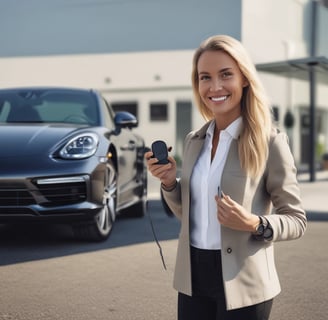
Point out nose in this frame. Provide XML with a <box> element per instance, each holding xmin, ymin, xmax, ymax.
<box><xmin>209</xmin><ymin>79</ymin><xmax>223</xmax><ymax>91</ymax></box>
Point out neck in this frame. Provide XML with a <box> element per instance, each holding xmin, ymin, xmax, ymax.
<box><xmin>214</xmin><ymin>114</ymin><xmax>240</xmax><ymax>131</ymax></box>
<box><xmin>213</xmin><ymin>124</ymin><xmax>220</xmax><ymax>138</ymax></box>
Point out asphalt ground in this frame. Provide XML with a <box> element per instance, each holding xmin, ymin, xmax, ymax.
<box><xmin>298</xmin><ymin>170</ymin><xmax>328</xmax><ymax>220</ymax></box>
<box><xmin>0</xmin><ymin>209</ymin><xmax>327</xmax><ymax>320</ymax></box>
<box><xmin>0</xmin><ymin>170</ymin><xmax>327</xmax><ymax>320</ymax></box>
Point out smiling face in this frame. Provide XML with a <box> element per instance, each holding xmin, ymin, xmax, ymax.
<box><xmin>197</xmin><ymin>50</ymin><xmax>248</xmax><ymax>129</ymax></box>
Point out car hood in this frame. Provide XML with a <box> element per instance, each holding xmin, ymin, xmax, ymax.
<box><xmin>0</xmin><ymin>124</ymin><xmax>88</xmax><ymax>157</ymax></box>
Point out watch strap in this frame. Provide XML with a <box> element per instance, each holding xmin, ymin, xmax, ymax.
<box><xmin>253</xmin><ymin>216</ymin><xmax>273</xmax><ymax>240</ymax></box>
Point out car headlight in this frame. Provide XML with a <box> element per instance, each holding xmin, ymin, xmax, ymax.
<box><xmin>59</xmin><ymin>133</ymin><xmax>99</xmax><ymax>159</ymax></box>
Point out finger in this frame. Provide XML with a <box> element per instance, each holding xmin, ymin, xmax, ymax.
<box><xmin>167</xmin><ymin>156</ymin><xmax>176</xmax><ymax>165</ymax></box>
<box><xmin>150</xmin><ymin>162</ymin><xmax>171</xmax><ymax>174</ymax></box>
<box><xmin>221</xmin><ymin>192</ymin><xmax>234</xmax><ymax>205</ymax></box>
<box><xmin>217</xmin><ymin>208</ymin><xmax>227</xmax><ymax>224</ymax></box>
<box><xmin>215</xmin><ymin>198</ymin><xmax>225</xmax><ymax>213</ymax></box>
<box><xmin>147</xmin><ymin>158</ymin><xmax>160</xmax><ymax>166</ymax></box>
<box><xmin>144</xmin><ymin>151</ymin><xmax>153</xmax><ymax>160</ymax></box>
<box><xmin>221</xmin><ymin>191</ymin><xmax>232</xmax><ymax>201</ymax></box>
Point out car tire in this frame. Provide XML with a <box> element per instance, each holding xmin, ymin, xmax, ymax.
<box><xmin>73</xmin><ymin>161</ymin><xmax>117</xmax><ymax>241</ymax></box>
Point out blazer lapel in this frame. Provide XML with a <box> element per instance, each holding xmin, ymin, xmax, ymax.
<box><xmin>221</xmin><ymin>139</ymin><xmax>248</xmax><ymax>204</ymax></box>
<box><xmin>182</xmin><ymin>123</ymin><xmax>210</xmax><ymax>184</ymax></box>
<box><xmin>179</xmin><ymin>123</ymin><xmax>209</xmax><ymax>233</ymax></box>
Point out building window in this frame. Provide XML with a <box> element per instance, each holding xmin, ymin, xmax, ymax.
<box><xmin>111</xmin><ymin>102</ymin><xmax>138</xmax><ymax>118</ymax></box>
<box><xmin>150</xmin><ymin>103</ymin><xmax>168</xmax><ymax>121</ymax></box>
<box><xmin>272</xmin><ymin>105</ymin><xmax>279</xmax><ymax>122</ymax></box>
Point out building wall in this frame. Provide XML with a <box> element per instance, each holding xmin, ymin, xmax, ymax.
<box><xmin>242</xmin><ymin>0</ymin><xmax>309</xmax><ymax>163</ymax></box>
<box><xmin>318</xmin><ymin>1</ymin><xmax>328</xmax><ymax>56</ymax></box>
<box><xmin>242</xmin><ymin>0</ymin><xmax>328</xmax><ymax>165</ymax></box>
<box><xmin>1</xmin><ymin>0</ymin><xmax>327</xmax><ymax>168</ymax></box>
<box><xmin>0</xmin><ymin>0</ymin><xmax>241</xmax><ymax>57</ymax></box>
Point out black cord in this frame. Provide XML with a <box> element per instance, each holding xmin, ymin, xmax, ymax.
<box><xmin>147</xmin><ymin>208</ymin><xmax>167</xmax><ymax>270</ymax></box>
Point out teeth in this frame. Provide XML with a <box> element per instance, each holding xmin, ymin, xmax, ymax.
<box><xmin>211</xmin><ymin>96</ymin><xmax>227</xmax><ymax>102</ymax></box>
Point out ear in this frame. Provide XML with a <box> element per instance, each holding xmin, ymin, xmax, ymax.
<box><xmin>242</xmin><ymin>78</ymin><xmax>249</xmax><ymax>88</ymax></box>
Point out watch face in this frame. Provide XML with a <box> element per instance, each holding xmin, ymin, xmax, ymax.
<box><xmin>264</xmin><ymin>227</ymin><xmax>273</xmax><ymax>239</ymax></box>
<box><xmin>256</xmin><ymin>224</ymin><xmax>265</xmax><ymax>235</ymax></box>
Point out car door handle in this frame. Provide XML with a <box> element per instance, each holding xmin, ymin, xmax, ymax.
<box><xmin>121</xmin><ymin>140</ymin><xmax>136</xmax><ymax>151</ymax></box>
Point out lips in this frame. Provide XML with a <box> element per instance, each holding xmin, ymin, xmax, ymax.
<box><xmin>210</xmin><ymin>95</ymin><xmax>228</xmax><ymax>102</ymax></box>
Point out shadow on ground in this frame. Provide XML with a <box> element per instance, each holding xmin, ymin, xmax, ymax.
<box><xmin>0</xmin><ymin>200</ymin><xmax>180</xmax><ymax>266</ymax></box>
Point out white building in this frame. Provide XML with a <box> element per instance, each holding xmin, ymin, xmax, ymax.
<box><xmin>0</xmin><ymin>0</ymin><xmax>327</xmax><ymax>175</ymax></box>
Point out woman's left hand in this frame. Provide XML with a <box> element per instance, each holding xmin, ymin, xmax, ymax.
<box><xmin>215</xmin><ymin>193</ymin><xmax>259</xmax><ymax>232</ymax></box>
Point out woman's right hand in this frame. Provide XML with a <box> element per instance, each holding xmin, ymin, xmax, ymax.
<box><xmin>144</xmin><ymin>150</ymin><xmax>177</xmax><ymax>188</ymax></box>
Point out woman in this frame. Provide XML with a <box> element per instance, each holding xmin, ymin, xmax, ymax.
<box><xmin>145</xmin><ymin>35</ymin><xmax>306</xmax><ymax>320</ymax></box>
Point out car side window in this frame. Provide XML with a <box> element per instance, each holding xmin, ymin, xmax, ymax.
<box><xmin>0</xmin><ymin>101</ymin><xmax>10</xmax><ymax>122</ymax></box>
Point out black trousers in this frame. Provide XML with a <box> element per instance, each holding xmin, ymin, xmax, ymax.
<box><xmin>178</xmin><ymin>246</ymin><xmax>273</xmax><ymax>320</ymax></box>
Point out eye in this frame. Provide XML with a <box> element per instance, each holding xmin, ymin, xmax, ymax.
<box><xmin>199</xmin><ymin>75</ymin><xmax>210</xmax><ymax>81</ymax></box>
<box><xmin>221</xmin><ymin>72</ymin><xmax>233</xmax><ymax>79</ymax></box>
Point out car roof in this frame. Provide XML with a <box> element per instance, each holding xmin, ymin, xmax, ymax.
<box><xmin>0</xmin><ymin>86</ymin><xmax>98</xmax><ymax>95</ymax></box>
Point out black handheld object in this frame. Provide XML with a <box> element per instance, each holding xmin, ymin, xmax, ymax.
<box><xmin>151</xmin><ymin>140</ymin><xmax>169</xmax><ymax>164</ymax></box>
<box><xmin>217</xmin><ymin>186</ymin><xmax>224</xmax><ymax>198</ymax></box>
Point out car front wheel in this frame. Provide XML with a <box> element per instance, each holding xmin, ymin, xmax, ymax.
<box><xmin>73</xmin><ymin>161</ymin><xmax>117</xmax><ymax>241</ymax></box>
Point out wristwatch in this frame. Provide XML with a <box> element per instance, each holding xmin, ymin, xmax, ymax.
<box><xmin>254</xmin><ymin>216</ymin><xmax>273</xmax><ymax>240</ymax></box>
<box><xmin>254</xmin><ymin>216</ymin><xmax>267</xmax><ymax>236</ymax></box>
<box><xmin>263</xmin><ymin>223</ymin><xmax>273</xmax><ymax>239</ymax></box>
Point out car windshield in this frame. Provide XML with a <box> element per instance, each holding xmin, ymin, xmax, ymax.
<box><xmin>0</xmin><ymin>89</ymin><xmax>99</xmax><ymax>125</ymax></box>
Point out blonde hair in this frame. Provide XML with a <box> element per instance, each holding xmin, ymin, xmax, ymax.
<box><xmin>192</xmin><ymin>35</ymin><xmax>274</xmax><ymax>178</ymax></box>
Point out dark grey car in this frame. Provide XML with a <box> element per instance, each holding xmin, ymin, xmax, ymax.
<box><xmin>0</xmin><ymin>87</ymin><xmax>147</xmax><ymax>241</ymax></box>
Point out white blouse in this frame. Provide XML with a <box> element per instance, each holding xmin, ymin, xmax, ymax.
<box><xmin>189</xmin><ymin>117</ymin><xmax>243</xmax><ymax>250</ymax></box>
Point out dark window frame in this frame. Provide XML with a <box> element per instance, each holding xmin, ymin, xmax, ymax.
<box><xmin>149</xmin><ymin>102</ymin><xmax>168</xmax><ymax>121</ymax></box>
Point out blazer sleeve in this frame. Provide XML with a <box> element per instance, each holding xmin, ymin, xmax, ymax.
<box><xmin>160</xmin><ymin>131</ymin><xmax>197</xmax><ymax>221</ymax></box>
<box><xmin>161</xmin><ymin>181</ymin><xmax>183</xmax><ymax>220</ymax></box>
<box><xmin>265</xmin><ymin>131</ymin><xmax>307</xmax><ymax>241</ymax></box>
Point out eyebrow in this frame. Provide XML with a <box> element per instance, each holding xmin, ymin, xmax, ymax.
<box><xmin>219</xmin><ymin>67</ymin><xmax>233</xmax><ymax>73</ymax></box>
<box><xmin>198</xmin><ymin>67</ymin><xmax>233</xmax><ymax>75</ymax></box>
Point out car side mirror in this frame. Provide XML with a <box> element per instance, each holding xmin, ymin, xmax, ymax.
<box><xmin>112</xmin><ymin>111</ymin><xmax>138</xmax><ymax>135</ymax></box>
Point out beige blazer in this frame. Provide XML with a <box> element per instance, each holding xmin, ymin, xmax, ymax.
<box><xmin>162</xmin><ymin>121</ymin><xmax>307</xmax><ymax>310</ymax></box>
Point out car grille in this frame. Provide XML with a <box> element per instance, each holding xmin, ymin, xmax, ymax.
<box><xmin>0</xmin><ymin>181</ymin><xmax>87</xmax><ymax>207</ymax></box>
<box><xmin>37</xmin><ymin>182</ymin><xmax>87</xmax><ymax>206</ymax></box>
<box><xmin>0</xmin><ymin>207</ymin><xmax>36</xmax><ymax>215</ymax></box>
<box><xmin>0</xmin><ymin>189</ymin><xmax>34</xmax><ymax>206</ymax></box>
